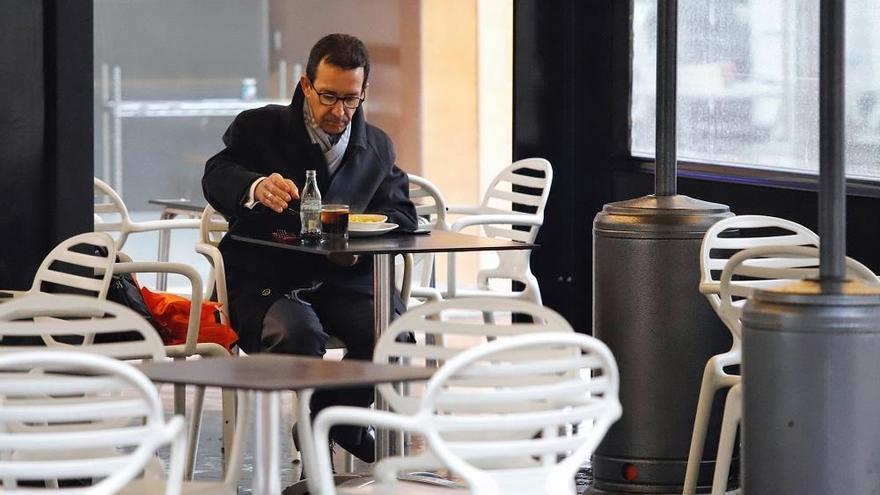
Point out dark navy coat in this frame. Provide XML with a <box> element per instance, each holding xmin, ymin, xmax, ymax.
<box><xmin>203</xmin><ymin>85</ymin><xmax>417</xmax><ymax>351</ymax></box>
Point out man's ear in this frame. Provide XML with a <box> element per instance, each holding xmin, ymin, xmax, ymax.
<box><xmin>300</xmin><ymin>75</ymin><xmax>311</xmax><ymax>95</ymax></box>
<box><xmin>362</xmin><ymin>82</ymin><xmax>370</xmax><ymax>97</ymax></box>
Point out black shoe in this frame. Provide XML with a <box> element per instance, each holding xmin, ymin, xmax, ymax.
<box><xmin>331</xmin><ymin>425</ymin><xmax>375</xmax><ymax>464</ymax></box>
<box><xmin>293</xmin><ymin>422</ymin><xmax>375</xmax><ymax>465</ymax></box>
<box><xmin>292</xmin><ymin>422</ymin><xmax>335</xmax><ymax>480</ymax></box>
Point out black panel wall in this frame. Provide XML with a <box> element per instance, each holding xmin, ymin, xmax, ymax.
<box><xmin>513</xmin><ymin>1</ymin><xmax>630</xmax><ymax>333</ymax></box>
<box><xmin>0</xmin><ymin>0</ymin><xmax>93</xmax><ymax>288</ymax></box>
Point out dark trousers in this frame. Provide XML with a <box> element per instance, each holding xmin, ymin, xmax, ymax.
<box><xmin>260</xmin><ymin>284</ymin><xmax>376</xmax><ymax>460</ymax></box>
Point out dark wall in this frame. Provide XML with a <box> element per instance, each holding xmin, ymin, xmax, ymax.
<box><xmin>513</xmin><ymin>0</ymin><xmax>629</xmax><ymax>333</ymax></box>
<box><xmin>0</xmin><ymin>1</ymin><xmax>93</xmax><ymax>288</ymax></box>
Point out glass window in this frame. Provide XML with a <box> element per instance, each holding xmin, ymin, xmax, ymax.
<box><xmin>632</xmin><ymin>0</ymin><xmax>880</xmax><ymax>179</ymax></box>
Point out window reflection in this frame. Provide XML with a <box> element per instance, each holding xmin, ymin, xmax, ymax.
<box><xmin>632</xmin><ymin>0</ymin><xmax>880</xmax><ymax>179</ymax></box>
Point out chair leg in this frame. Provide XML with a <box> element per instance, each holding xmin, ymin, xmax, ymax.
<box><xmin>683</xmin><ymin>361</ymin><xmax>724</xmax><ymax>495</ymax></box>
<box><xmin>711</xmin><ymin>383</ymin><xmax>742</xmax><ymax>495</ymax></box>
<box><xmin>185</xmin><ymin>385</ymin><xmax>206</xmax><ymax>480</ymax></box>
<box><xmin>221</xmin><ymin>388</ymin><xmax>237</xmax><ymax>470</ymax></box>
<box><xmin>290</xmin><ymin>390</ymin><xmax>301</xmax><ymax>462</ymax></box>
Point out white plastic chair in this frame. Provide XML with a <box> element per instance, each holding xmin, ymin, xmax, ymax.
<box><xmin>0</xmin><ymin>294</ymin><xmax>251</xmax><ymax>495</ymax></box>
<box><xmin>444</xmin><ymin>158</ymin><xmax>552</xmax><ymax>305</ymax></box>
<box><xmin>702</xmin><ymin>245</ymin><xmax>876</xmax><ymax>495</ymax></box>
<box><xmin>0</xmin><ymin>232</ymin><xmax>117</xmax><ymax>300</ymax></box>
<box><xmin>683</xmin><ymin>214</ymin><xmax>877</xmax><ymax>494</ymax></box>
<box><xmin>0</xmin><ymin>349</ymin><xmax>185</xmax><ymax>495</ymax></box>
<box><xmin>94</xmin><ymin>177</ymin><xmax>202</xmax><ymax>291</ymax></box>
<box><xmin>311</xmin><ymin>331</ymin><xmax>622</xmax><ymax>495</ymax></box>
<box><xmin>683</xmin><ymin>215</ymin><xmax>819</xmax><ymax>495</ymax></box>
<box><xmin>194</xmin><ymin>205</ymin><xmax>230</xmax><ymax>324</ymax></box>
<box><xmin>400</xmin><ymin>174</ymin><xmax>451</xmax><ymax>305</ymax></box>
<box><xmin>294</xmin><ymin>298</ymin><xmax>576</xmax><ymax>490</ymax></box>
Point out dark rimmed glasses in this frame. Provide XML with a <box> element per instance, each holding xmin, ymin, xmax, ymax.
<box><xmin>315</xmin><ymin>91</ymin><xmax>365</xmax><ymax>110</ymax></box>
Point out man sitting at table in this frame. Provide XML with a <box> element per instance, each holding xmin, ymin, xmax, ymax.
<box><xmin>202</xmin><ymin>33</ymin><xmax>417</xmax><ymax>464</ymax></box>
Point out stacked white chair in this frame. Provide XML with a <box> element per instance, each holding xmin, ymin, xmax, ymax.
<box><xmin>444</xmin><ymin>158</ymin><xmax>552</xmax><ymax>305</ymax></box>
<box><xmin>684</xmin><ymin>215</ymin><xmax>878</xmax><ymax>494</ymax></box>
<box><xmin>311</xmin><ymin>330</ymin><xmax>622</xmax><ymax>495</ymax></box>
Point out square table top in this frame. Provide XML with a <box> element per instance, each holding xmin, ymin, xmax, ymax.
<box><xmin>231</xmin><ymin>229</ymin><xmax>537</xmax><ymax>256</ymax></box>
<box><xmin>148</xmin><ymin>198</ymin><xmax>207</xmax><ymax>212</ymax></box>
<box><xmin>137</xmin><ymin>354</ymin><xmax>434</xmax><ymax>392</ymax></box>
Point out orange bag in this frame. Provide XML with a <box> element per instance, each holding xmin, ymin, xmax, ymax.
<box><xmin>140</xmin><ymin>287</ymin><xmax>238</xmax><ymax>352</ymax></box>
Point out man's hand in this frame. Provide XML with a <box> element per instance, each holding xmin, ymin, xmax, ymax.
<box><xmin>257</xmin><ymin>173</ymin><xmax>300</xmax><ymax>213</ymax></box>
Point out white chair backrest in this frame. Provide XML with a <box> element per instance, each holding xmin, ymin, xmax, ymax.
<box><xmin>0</xmin><ymin>294</ymin><xmax>166</xmax><ymax>361</ymax></box>
<box><xmin>374</xmin><ymin>298</ymin><xmax>574</xmax><ymax>416</ymax></box>
<box><xmin>28</xmin><ymin>232</ymin><xmax>117</xmax><ymax>300</ymax></box>
<box><xmin>0</xmin><ymin>349</ymin><xmax>181</xmax><ymax>494</ymax></box>
<box><xmin>408</xmin><ymin>174</ymin><xmax>450</xmax><ymax>232</ymax></box>
<box><xmin>93</xmin><ymin>177</ymin><xmax>132</xmax><ymax>248</ymax></box>
<box><xmin>718</xmin><ymin>245</ymin><xmax>879</xmax><ymax>340</ymax></box>
<box><xmin>199</xmin><ymin>205</ymin><xmax>228</xmax><ymax>248</ymax></box>
<box><xmin>406</xmin><ymin>175</ymin><xmax>449</xmax><ymax>291</ymax></box>
<box><xmin>700</xmin><ymin>215</ymin><xmax>819</xmax><ymax>321</ymax></box>
<box><xmin>479</xmin><ymin>158</ymin><xmax>552</xmax><ymax>243</ymax></box>
<box><xmin>417</xmin><ymin>332</ymin><xmax>621</xmax><ymax>495</ymax></box>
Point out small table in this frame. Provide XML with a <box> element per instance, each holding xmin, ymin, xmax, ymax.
<box><xmin>138</xmin><ymin>354</ymin><xmax>433</xmax><ymax>495</ymax></box>
<box><xmin>231</xmin><ymin>229</ymin><xmax>537</xmax><ymax>458</ymax></box>
<box><xmin>148</xmin><ymin>198</ymin><xmax>207</xmax><ymax>290</ymax></box>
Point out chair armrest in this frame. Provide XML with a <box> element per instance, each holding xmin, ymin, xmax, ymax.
<box><xmin>451</xmin><ymin>213</ymin><xmax>543</xmax><ymax>232</ymax></box>
<box><xmin>129</xmin><ymin>218</ymin><xmax>202</xmax><ymax>234</ymax></box>
<box><xmin>410</xmin><ymin>286</ymin><xmax>443</xmax><ymax>303</ymax></box>
<box><xmin>312</xmin><ymin>406</ymin><xmax>425</xmax><ymax>493</ymax></box>
<box><xmin>445</xmin><ymin>204</ymin><xmax>484</xmax><ymax>215</ymax></box>
<box><xmin>0</xmin><ymin>289</ymin><xmax>28</xmax><ymax>299</ymax></box>
<box><xmin>194</xmin><ymin>242</ymin><xmax>229</xmax><ymax>311</ymax></box>
<box><xmin>113</xmin><ymin>261</ymin><xmax>203</xmax><ymax>356</ymax></box>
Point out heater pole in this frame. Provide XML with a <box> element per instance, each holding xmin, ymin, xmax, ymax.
<box><xmin>655</xmin><ymin>0</ymin><xmax>677</xmax><ymax>196</ymax></box>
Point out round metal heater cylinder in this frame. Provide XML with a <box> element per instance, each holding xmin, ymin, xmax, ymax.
<box><xmin>591</xmin><ymin>195</ymin><xmax>732</xmax><ymax>494</ymax></box>
<box><xmin>741</xmin><ymin>280</ymin><xmax>880</xmax><ymax>494</ymax></box>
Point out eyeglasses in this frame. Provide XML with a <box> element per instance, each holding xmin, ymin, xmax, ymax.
<box><xmin>315</xmin><ymin>91</ymin><xmax>365</xmax><ymax>110</ymax></box>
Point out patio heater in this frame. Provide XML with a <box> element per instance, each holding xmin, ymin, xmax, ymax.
<box><xmin>590</xmin><ymin>0</ymin><xmax>734</xmax><ymax>493</ymax></box>
<box><xmin>740</xmin><ymin>0</ymin><xmax>880</xmax><ymax>492</ymax></box>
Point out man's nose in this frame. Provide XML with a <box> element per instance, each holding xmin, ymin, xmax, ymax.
<box><xmin>330</xmin><ymin>100</ymin><xmax>345</xmax><ymax>117</ymax></box>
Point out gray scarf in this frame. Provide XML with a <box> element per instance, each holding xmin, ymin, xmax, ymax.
<box><xmin>303</xmin><ymin>98</ymin><xmax>351</xmax><ymax>177</ymax></box>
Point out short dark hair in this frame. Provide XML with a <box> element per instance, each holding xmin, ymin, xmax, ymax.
<box><xmin>306</xmin><ymin>34</ymin><xmax>370</xmax><ymax>89</ymax></box>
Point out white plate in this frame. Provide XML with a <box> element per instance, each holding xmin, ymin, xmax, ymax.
<box><xmin>349</xmin><ymin>222</ymin><xmax>399</xmax><ymax>237</ymax></box>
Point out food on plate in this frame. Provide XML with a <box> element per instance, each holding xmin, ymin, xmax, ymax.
<box><xmin>349</xmin><ymin>214</ymin><xmax>387</xmax><ymax>224</ymax></box>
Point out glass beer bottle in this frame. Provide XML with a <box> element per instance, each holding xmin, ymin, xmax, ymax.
<box><xmin>300</xmin><ymin>170</ymin><xmax>322</xmax><ymax>240</ymax></box>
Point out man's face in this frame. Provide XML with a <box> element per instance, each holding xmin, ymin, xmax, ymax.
<box><xmin>301</xmin><ymin>60</ymin><xmax>366</xmax><ymax>135</ymax></box>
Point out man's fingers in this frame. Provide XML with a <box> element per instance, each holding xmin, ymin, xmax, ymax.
<box><xmin>264</xmin><ymin>180</ymin><xmax>292</xmax><ymax>202</ymax></box>
<box><xmin>283</xmin><ymin>179</ymin><xmax>300</xmax><ymax>200</ymax></box>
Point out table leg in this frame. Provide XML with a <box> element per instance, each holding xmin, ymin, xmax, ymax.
<box><xmin>156</xmin><ymin>209</ymin><xmax>175</xmax><ymax>291</ymax></box>
<box><xmin>253</xmin><ymin>391</ymin><xmax>282</xmax><ymax>495</ymax></box>
<box><xmin>372</xmin><ymin>253</ymin><xmax>393</xmax><ymax>460</ymax></box>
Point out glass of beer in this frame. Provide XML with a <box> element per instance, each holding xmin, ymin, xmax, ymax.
<box><xmin>320</xmin><ymin>204</ymin><xmax>350</xmax><ymax>241</ymax></box>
